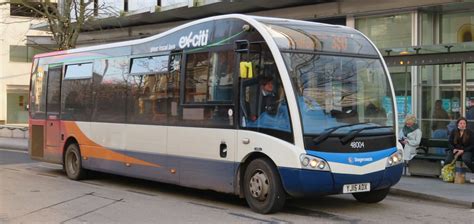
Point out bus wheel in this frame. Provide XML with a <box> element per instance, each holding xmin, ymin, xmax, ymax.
<box><xmin>243</xmin><ymin>158</ymin><xmax>286</xmax><ymax>214</ymax></box>
<box><xmin>64</xmin><ymin>143</ymin><xmax>86</xmax><ymax>180</ymax></box>
<box><xmin>352</xmin><ymin>187</ymin><xmax>390</xmax><ymax>203</ymax></box>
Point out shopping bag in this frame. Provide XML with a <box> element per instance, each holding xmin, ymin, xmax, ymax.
<box><xmin>441</xmin><ymin>154</ymin><xmax>459</xmax><ymax>182</ymax></box>
<box><xmin>441</xmin><ymin>162</ymin><xmax>455</xmax><ymax>182</ymax></box>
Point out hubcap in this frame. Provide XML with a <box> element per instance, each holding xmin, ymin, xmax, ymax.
<box><xmin>67</xmin><ymin>150</ymin><xmax>78</xmax><ymax>175</ymax></box>
<box><xmin>248</xmin><ymin>169</ymin><xmax>270</xmax><ymax>201</ymax></box>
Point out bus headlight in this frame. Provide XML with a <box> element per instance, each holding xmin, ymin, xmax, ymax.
<box><xmin>386</xmin><ymin>150</ymin><xmax>403</xmax><ymax>167</ymax></box>
<box><xmin>300</xmin><ymin>154</ymin><xmax>330</xmax><ymax>171</ymax></box>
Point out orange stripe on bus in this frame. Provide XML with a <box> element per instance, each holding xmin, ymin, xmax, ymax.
<box><xmin>63</xmin><ymin>121</ymin><xmax>161</xmax><ymax>168</ymax></box>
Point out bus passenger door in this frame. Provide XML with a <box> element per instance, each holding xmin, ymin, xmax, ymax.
<box><xmin>45</xmin><ymin>64</ymin><xmax>63</xmax><ymax>163</ymax></box>
<box><xmin>169</xmin><ymin>50</ymin><xmax>237</xmax><ymax>193</ymax></box>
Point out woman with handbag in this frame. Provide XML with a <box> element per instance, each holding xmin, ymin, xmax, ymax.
<box><xmin>445</xmin><ymin>117</ymin><xmax>474</xmax><ymax>173</ymax></box>
<box><xmin>399</xmin><ymin>114</ymin><xmax>422</xmax><ymax>161</ymax></box>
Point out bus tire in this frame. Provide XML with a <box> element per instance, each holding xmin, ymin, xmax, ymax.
<box><xmin>64</xmin><ymin>143</ymin><xmax>86</xmax><ymax>180</ymax></box>
<box><xmin>243</xmin><ymin>158</ymin><xmax>286</xmax><ymax>214</ymax></box>
<box><xmin>352</xmin><ymin>187</ymin><xmax>390</xmax><ymax>203</ymax></box>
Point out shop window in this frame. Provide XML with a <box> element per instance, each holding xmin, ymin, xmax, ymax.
<box><xmin>9</xmin><ymin>2</ymin><xmax>54</xmax><ymax>17</ymax></box>
<box><xmin>465</xmin><ymin>63</ymin><xmax>474</xmax><ymax>131</ymax></box>
<box><xmin>355</xmin><ymin>14</ymin><xmax>412</xmax><ymax>49</ymax></box>
<box><xmin>7</xmin><ymin>92</ymin><xmax>29</xmax><ymax>124</ymax></box>
<box><xmin>389</xmin><ymin>66</ymin><xmax>412</xmax><ymax>128</ymax></box>
<box><xmin>441</xmin><ymin>12</ymin><xmax>474</xmax><ymax>44</ymax></box>
<box><xmin>10</xmin><ymin>45</ymin><xmax>48</xmax><ymax>62</ymax></box>
<box><xmin>420</xmin><ymin>12</ymin><xmax>436</xmax><ymax>45</ymax></box>
<box><xmin>418</xmin><ymin>64</ymin><xmax>461</xmax><ymax>155</ymax></box>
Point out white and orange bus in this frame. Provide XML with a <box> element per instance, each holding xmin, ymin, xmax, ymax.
<box><xmin>29</xmin><ymin>14</ymin><xmax>403</xmax><ymax>213</ymax></box>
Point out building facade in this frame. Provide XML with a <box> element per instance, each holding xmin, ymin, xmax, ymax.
<box><xmin>0</xmin><ymin>0</ymin><xmax>50</xmax><ymax>125</ymax></box>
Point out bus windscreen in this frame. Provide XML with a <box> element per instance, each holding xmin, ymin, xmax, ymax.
<box><xmin>259</xmin><ymin>20</ymin><xmax>378</xmax><ymax>55</ymax></box>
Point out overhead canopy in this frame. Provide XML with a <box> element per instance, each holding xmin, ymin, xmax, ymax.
<box><xmin>382</xmin><ymin>42</ymin><xmax>474</xmax><ymax>66</ymax></box>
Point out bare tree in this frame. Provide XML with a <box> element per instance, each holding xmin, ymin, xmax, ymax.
<box><xmin>3</xmin><ymin>0</ymin><xmax>118</xmax><ymax>50</ymax></box>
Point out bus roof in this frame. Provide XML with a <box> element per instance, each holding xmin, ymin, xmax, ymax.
<box><xmin>33</xmin><ymin>14</ymin><xmax>376</xmax><ymax>59</ymax></box>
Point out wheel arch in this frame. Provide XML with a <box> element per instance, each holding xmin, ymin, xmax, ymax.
<box><xmin>62</xmin><ymin>136</ymin><xmax>79</xmax><ymax>165</ymax></box>
<box><xmin>235</xmin><ymin>152</ymin><xmax>283</xmax><ymax>197</ymax></box>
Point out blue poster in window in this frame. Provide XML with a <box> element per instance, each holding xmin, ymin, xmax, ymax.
<box><xmin>442</xmin><ymin>99</ymin><xmax>451</xmax><ymax>112</ymax></box>
<box><xmin>386</xmin><ymin>96</ymin><xmax>411</xmax><ymax>126</ymax></box>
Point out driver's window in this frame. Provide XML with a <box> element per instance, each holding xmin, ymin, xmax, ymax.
<box><xmin>239</xmin><ymin>45</ymin><xmax>292</xmax><ymax>141</ymax></box>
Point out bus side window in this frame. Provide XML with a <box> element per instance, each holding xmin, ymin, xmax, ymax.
<box><xmin>182</xmin><ymin>50</ymin><xmax>235</xmax><ymax>128</ymax></box>
<box><xmin>128</xmin><ymin>54</ymin><xmax>181</xmax><ymax>125</ymax></box>
<box><xmin>208</xmin><ymin>51</ymin><xmax>234</xmax><ymax>102</ymax></box>
<box><xmin>92</xmin><ymin>57</ymin><xmax>128</xmax><ymax>123</ymax></box>
<box><xmin>62</xmin><ymin>63</ymin><xmax>93</xmax><ymax>121</ymax></box>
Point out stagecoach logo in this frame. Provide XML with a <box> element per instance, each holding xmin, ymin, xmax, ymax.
<box><xmin>179</xmin><ymin>29</ymin><xmax>209</xmax><ymax>49</ymax></box>
<box><xmin>348</xmin><ymin>157</ymin><xmax>373</xmax><ymax>164</ymax></box>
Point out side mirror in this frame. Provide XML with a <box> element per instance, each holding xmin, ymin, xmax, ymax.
<box><xmin>239</xmin><ymin>61</ymin><xmax>253</xmax><ymax>78</ymax></box>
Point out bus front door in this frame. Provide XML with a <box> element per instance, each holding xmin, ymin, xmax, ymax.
<box><xmin>45</xmin><ymin>64</ymin><xmax>63</xmax><ymax>163</ymax></box>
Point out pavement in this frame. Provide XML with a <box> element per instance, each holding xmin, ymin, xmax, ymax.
<box><xmin>1</xmin><ymin>137</ymin><xmax>473</xmax><ymax>209</ymax></box>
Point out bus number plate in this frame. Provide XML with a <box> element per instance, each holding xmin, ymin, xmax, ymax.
<box><xmin>343</xmin><ymin>183</ymin><xmax>370</xmax><ymax>193</ymax></box>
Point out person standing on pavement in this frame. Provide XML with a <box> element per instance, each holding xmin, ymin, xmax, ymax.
<box><xmin>445</xmin><ymin>117</ymin><xmax>474</xmax><ymax>173</ymax></box>
<box><xmin>399</xmin><ymin>114</ymin><xmax>422</xmax><ymax>161</ymax></box>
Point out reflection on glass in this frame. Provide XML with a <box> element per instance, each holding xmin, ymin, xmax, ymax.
<box><xmin>65</xmin><ymin>63</ymin><xmax>93</xmax><ymax>79</ymax></box>
<box><xmin>441</xmin><ymin>12</ymin><xmax>474</xmax><ymax>44</ymax></box>
<box><xmin>283</xmin><ymin>53</ymin><xmax>394</xmax><ymax>135</ymax></box>
<box><xmin>130</xmin><ymin>55</ymin><xmax>169</xmax><ymax>75</ymax></box>
<box><xmin>419</xmin><ymin>64</ymin><xmax>461</xmax><ymax>145</ymax></box>
<box><xmin>355</xmin><ymin>13</ymin><xmax>411</xmax><ymax>49</ymax></box>
<box><xmin>466</xmin><ymin>63</ymin><xmax>474</xmax><ymax>131</ymax></box>
<box><xmin>259</xmin><ymin>20</ymin><xmax>377</xmax><ymax>55</ymax></box>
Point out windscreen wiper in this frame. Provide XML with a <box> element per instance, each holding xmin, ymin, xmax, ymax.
<box><xmin>340</xmin><ymin>126</ymin><xmax>393</xmax><ymax>144</ymax></box>
<box><xmin>312</xmin><ymin>122</ymin><xmax>369</xmax><ymax>145</ymax></box>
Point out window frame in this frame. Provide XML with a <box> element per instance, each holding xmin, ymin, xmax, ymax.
<box><xmin>182</xmin><ymin>48</ymin><xmax>236</xmax><ymax>106</ymax></box>
<box><xmin>129</xmin><ymin>54</ymin><xmax>170</xmax><ymax>76</ymax></box>
<box><xmin>179</xmin><ymin>46</ymin><xmax>237</xmax><ymax>128</ymax></box>
<box><xmin>64</xmin><ymin>62</ymin><xmax>94</xmax><ymax>80</ymax></box>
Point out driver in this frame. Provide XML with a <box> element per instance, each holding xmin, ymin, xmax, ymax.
<box><xmin>250</xmin><ymin>76</ymin><xmax>277</xmax><ymax>121</ymax></box>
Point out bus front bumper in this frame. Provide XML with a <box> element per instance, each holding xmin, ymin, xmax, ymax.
<box><xmin>278</xmin><ymin>164</ymin><xmax>403</xmax><ymax>198</ymax></box>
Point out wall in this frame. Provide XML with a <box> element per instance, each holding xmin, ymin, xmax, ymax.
<box><xmin>0</xmin><ymin>1</ymin><xmax>49</xmax><ymax>124</ymax></box>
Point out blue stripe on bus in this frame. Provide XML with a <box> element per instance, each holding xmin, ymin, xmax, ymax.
<box><xmin>306</xmin><ymin>147</ymin><xmax>397</xmax><ymax>166</ymax></box>
<box><xmin>279</xmin><ymin>164</ymin><xmax>402</xmax><ymax>197</ymax></box>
